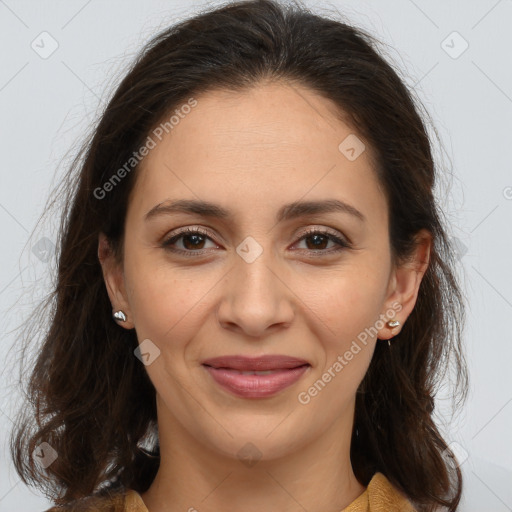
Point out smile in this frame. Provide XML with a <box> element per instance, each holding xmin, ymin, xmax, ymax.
<box><xmin>202</xmin><ymin>364</ymin><xmax>310</xmax><ymax>398</ymax></box>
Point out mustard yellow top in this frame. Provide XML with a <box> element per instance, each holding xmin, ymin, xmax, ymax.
<box><xmin>125</xmin><ymin>472</ymin><xmax>416</xmax><ymax>512</ymax></box>
<box><xmin>45</xmin><ymin>471</ymin><xmax>416</xmax><ymax>511</ymax></box>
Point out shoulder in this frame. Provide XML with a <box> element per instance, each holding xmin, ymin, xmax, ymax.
<box><xmin>42</xmin><ymin>487</ymin><xmax>128</xmax><ymax>512</ymax></box>
<box><xmin>367</xmin><ymin>472</ymin><xmax>417</xmax><ymax>512</ymax></box>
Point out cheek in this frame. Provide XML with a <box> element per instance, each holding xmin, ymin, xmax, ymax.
<box><xmin>306</xmin><ymin>267</ymin><xmax>387</xmax><ymax>344</ymax></box>
<box><xmin>301</xmin><ymin>277</ymin><xmax>381</xmax><ymax>410</ymax></box>
<box><xmin>123</xmin><ymin>252</ymin><xmax>220</xmax><ymax>350</ymax></box>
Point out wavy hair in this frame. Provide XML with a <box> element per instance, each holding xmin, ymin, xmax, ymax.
<box><xmin>9</xmin><ymin>0</ymin><xmax>468</xmax><ymax>510</ymax></box>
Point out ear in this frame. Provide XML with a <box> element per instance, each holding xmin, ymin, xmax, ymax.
<box><xmin>378</xmin><ymin>229</ymin><xmax>432</xmax><ymax>340</ymax></box>
<box><xmin>98</xmin><ymin>232</ymin><xmax>135</xmax><ymax>329</ymax></box>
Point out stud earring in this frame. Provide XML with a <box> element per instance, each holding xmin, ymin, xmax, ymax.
<box><xmin>386</xmin><ymin>319</ymin><xmax>401</xmax><ymax>347</ymax></box>
<box><xmin>113</xmin><ymin>310</ymin><xmax>127</xmax><ymax>322</ymax></box>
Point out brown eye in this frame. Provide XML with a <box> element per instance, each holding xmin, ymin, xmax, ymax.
<box><xmin>162</xmin><ymin>227</ymin><xmax>218</xmax><ymax>255</ymax></box>
<box><xmin>294</xmin><ymin>229</ymin><xmax>351</xmax><ymax>253</ymax></box>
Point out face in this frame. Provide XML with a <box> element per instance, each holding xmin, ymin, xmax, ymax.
<box><xmin>100</xmin><ymin>81</ymin><xmax>428</xmax><ymax>462</ymax></box>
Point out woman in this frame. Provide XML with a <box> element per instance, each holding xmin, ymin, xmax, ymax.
<box><xmin>10</xmin><ymin>0</ymin><xmax>468</xmax><ymax>510</ymax></box>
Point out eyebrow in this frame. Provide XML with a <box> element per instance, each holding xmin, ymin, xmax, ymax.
<box><xmin>144</xmin><ymin>198</ymin><xmax>365</xmax><ymax>223</ymax></box>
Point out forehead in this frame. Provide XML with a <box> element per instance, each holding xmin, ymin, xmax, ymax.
<box><xmin>129</xmin><ymin>81</ymin><xmax>386</xmax><ymax>225</ymax></box>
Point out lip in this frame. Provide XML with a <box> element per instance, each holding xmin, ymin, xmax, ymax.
<box><xmin>201</xmin><ymin>355</ymin><xmax>311</xmax><ymax>398</ymax></box>
<box><xmin>201</xmin><ymin>355</ymin><xmax>310</xmax><ymax>371</ymax></box>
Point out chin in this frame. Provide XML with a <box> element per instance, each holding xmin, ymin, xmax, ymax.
<box><xmin>194</xmin><ymin>418</ymin><xmax>310</xmax><ymax>465</ymax></box>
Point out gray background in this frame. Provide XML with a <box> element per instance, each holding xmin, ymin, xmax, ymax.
<box><xmin>1</xmin><ymin>0</ymin><xmax>511</xmax><ymax>510</ymax></box>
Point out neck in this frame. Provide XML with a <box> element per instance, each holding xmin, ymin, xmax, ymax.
<box><xmin>140</xmin><ymin>395</ymin><xmax>366</xmax><ymax>512</ymax></box>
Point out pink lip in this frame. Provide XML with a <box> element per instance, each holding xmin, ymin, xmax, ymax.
<box><xmin>201</xmin><ymin>355</ymin><xmax>311</xmax><ymax>398</ymax></box>
<box><xmin>203</xmin><ymin>365</ymin><xmax>310</xmax><ymax>398</ymax></box>
<box><xmin>201</xmin><ymin>354</ymin><xmax>309</xmax><ymax>371</ymax></box>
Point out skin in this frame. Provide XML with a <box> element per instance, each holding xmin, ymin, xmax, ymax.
<box><xmin>99</xmin><ymin>81</ymin><xmax>431</xmax><ymax>512</ymax></box>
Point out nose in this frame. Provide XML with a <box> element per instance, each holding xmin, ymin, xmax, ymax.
<box><xmin>215</xmin><ymin>248</ymin><xmax>295</xmax><ymax>338</ymax></box>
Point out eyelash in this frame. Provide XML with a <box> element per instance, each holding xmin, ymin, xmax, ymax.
<box><xmin>161</xmin><ymin>226</ymin><xmax>352</xmax><ymax>257</ymax></box>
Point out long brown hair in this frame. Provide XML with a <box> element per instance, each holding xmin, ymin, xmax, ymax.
<box><xmin>9</xmin><ymin>0</ymin><xmax>468</xmax><ymax>510</ymax></box>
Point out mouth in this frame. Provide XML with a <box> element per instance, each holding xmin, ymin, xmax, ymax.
<box><xmin>201</xmin><ymin>355</ymin><xmax>311</xmax><ymax>398</ymax></box>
